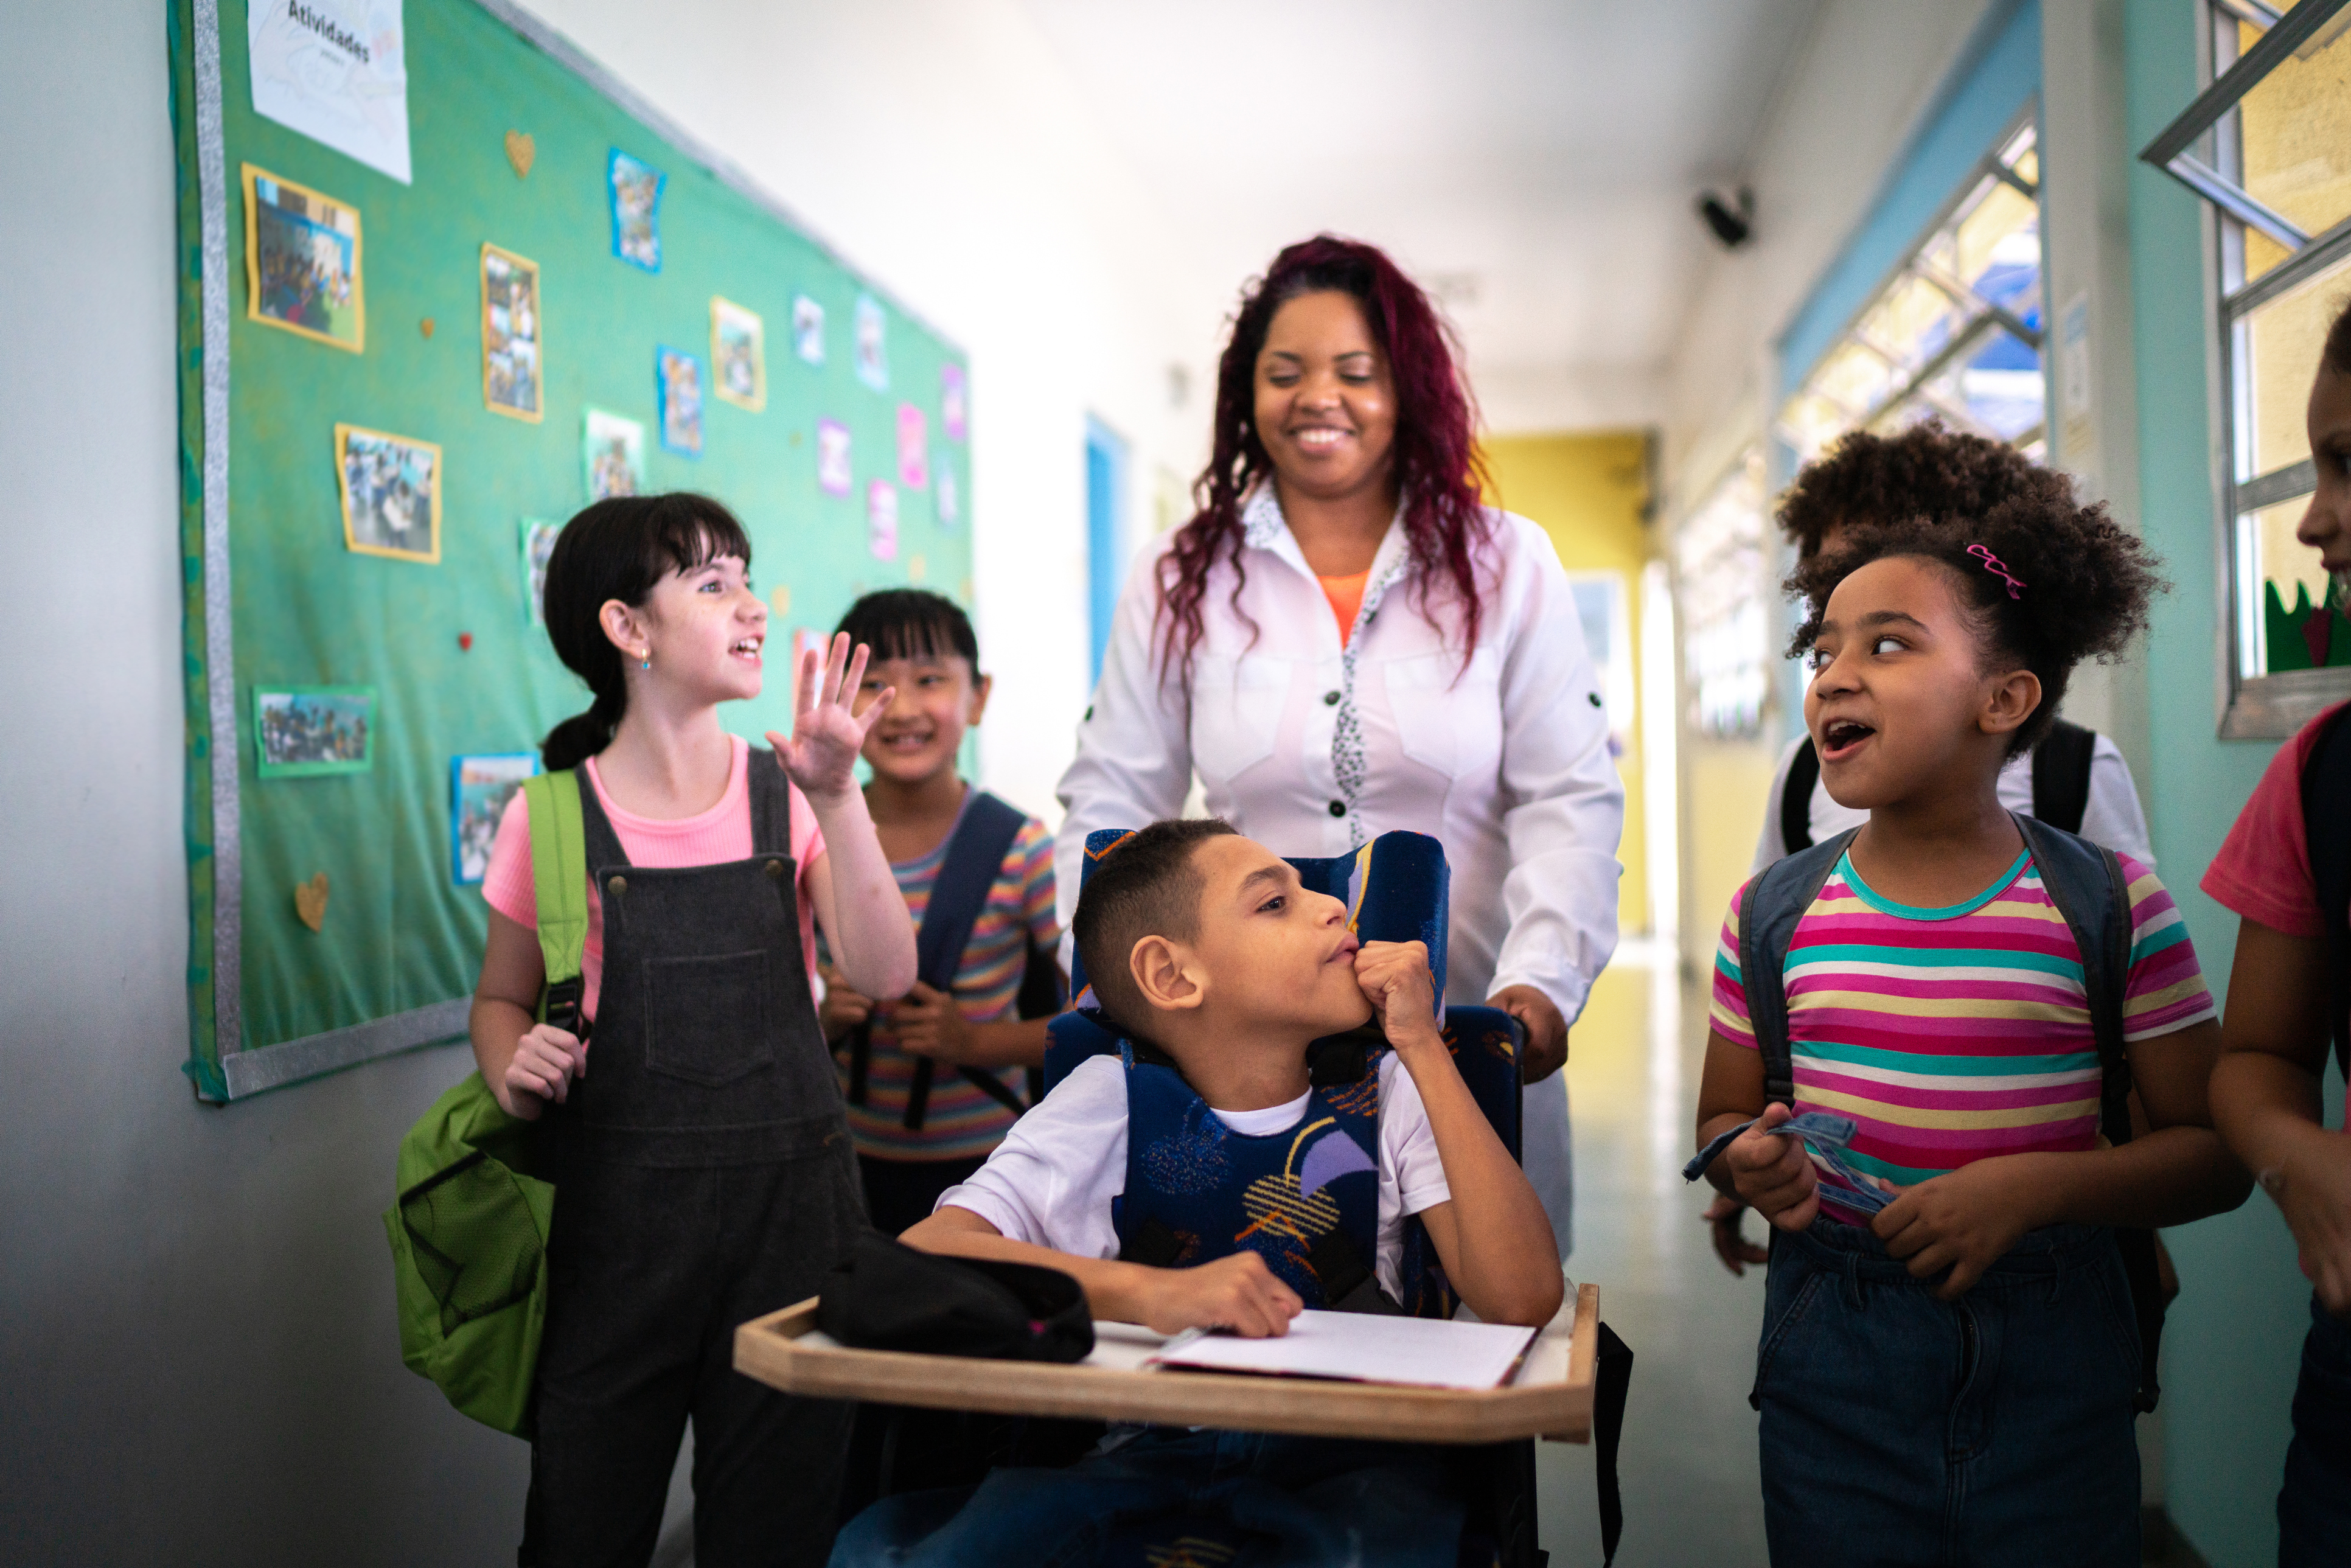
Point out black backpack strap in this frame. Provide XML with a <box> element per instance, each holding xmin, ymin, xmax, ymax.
<box><xmin>1780</xmin><ymin>737</ymin><xmax>1821</xmax><ymax>856</ymax></box>
<box><xmin>900</xmin><ymin>792</ymin><xmax>1033</xmax><ymax>1131</ymax></box>
<box><xmin>1738</xmin><ymin>827</ymin><xmax>1857</xmax><ymax>1105</ymax></box>
<box><xmin>2305</xmin><ymin>705</ymin><xmax>2351</xmax><ymax>1076</ymax></box>
<box><xmin>2013</xmin><ymin>813</ymin><xmax>2164</xmax><ymax>1412</ymax></box>
<box><xmin>2030</xmin><ymin>719</ymin><xmax>2098</xmax><ymax>837</ymax></box>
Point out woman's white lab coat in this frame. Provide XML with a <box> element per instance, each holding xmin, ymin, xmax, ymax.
<box><xmin>1054</xmin><ymin>486</ymin><xmax>1625</xmax><ymax>1257</ymax></box>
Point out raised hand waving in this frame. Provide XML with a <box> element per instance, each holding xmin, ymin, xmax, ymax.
<box><xmin>766</xmin><ymin>632</ymin><xmax>892</xmax><ymax>803</ymax></box>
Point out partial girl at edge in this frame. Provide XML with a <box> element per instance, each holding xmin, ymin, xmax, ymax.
<box><xmin>468</xmin><ymin>493</ymin><xmax>916</xmax><ymax>1568</ymax></box>
<box><xmin>2204</xmin><ymin>294</ymin><xmax>2351</xmax><ymax>1567</ymax></box>
<box><xmin>1689</xmin><ymin>433</ymin><xmax>2250</xmax><ymax>1566</ymax></box>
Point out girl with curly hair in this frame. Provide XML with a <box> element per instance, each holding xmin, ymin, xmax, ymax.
<box><xmin>1687</xmin><ymin>472</ymin><xmax>2250</xmax><ymax>1565</ymax></box>
<box><xmin>1053</xmin><ymin>235</ymin><xmax>1625</xmax><ymax>1257</ymax></box>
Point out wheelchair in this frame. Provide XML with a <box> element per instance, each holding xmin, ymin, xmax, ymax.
<box><xmin>843</xmin><ymin>829</ymin><xmax>1552</xmax><ymax>1568</ymax></box>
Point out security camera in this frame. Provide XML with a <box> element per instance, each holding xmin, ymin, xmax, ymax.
<box><xmin>1697</xmin><ymin>187</ymin><xmax>1754</xmax><ymax>249</ymax></box>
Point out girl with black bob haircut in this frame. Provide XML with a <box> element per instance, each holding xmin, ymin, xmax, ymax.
<box><xmin>1691</xmin><ymin>449</ymin><xmax>2249</xmax><ymax>1564</ymax></box>
<box><xmin>470</xmin><ymin>492</ymin><xmax>916</xmax><ymax>1566</ymax></box>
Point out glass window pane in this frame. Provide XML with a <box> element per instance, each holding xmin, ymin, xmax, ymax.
<box><xmin>2232</xmin><ymin>18</ymin><xmax>2351</xmax><ymax>284</ymax></box>
<box><xmin>2242</xmin><ymin>493</ymin><xmax>2347</xmax><ymax>674</ymax></box>
<box><xmin>1911</xmin><ymin>329</ymin><xmax>2045</xmax><ymax>442</ymax></box>
<box><xmin>1677</xmin><ymin>451</ymin><xmax>1772</xmax><ymax>739</ymax></box>
<box><xmin>1952</xmin><ymin>179</ymin><xmax>2043</xmax><ymax>326</ymax></box>
<box><xmin>1812</xmin><ymin>340</ymin><xmax>1898</xmax><ymax>418</ymax></box>
<box><xmin>1998</xmin><ymin>124</ymin><xmax>2038</xmax><ymax>185</ymax></box>
<box><xmin>1858</xmin><ymin>272</ymin><xmax>1974</xmax><ymax>377</ymax></box>
<box><xmin>1776</xmin><ymin>391</ymin><xmax>1848</xmax><ymax>464</ymax></box>
<box><xmin>2239</xmin><ymin>249</ymin><xmax>2351</xmax><ymax>481</ymax></box>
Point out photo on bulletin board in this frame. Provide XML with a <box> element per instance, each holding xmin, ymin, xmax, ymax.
<box><xmin>817</xmin><ymin>418</ymin><xmax>852</xmax><ymax>497</ymax></box>
<box><xmin>937</xmin><ymin>465</ymin><xmax>959</xmax><ymax>526</ymax></box>
<box><xmin>480</xmin><ymin>243</ymin><xmax>543</xmax><ymax>422</ymax></box>
<box><xmin>855</xmin><ymin>294</ymin><xmax>888</xmax><ymax>391</ymax></box>
<box><xmin>335</xmin><ymin>423</ymin><xmax>441</xmax><ymax>563</ymax></box>
<box><xmin>520</xmin><ymin>516</ymin><xmax>560</xmax><ymax>625</ymax></box>
<box><xmin>941</xmin><ymin>362</ymin><xmax>968</xmax><ymax>442</ymax></box>
<box><xmin>868</xmin><ymin>478</ymin><xmax>899</xmax><ymax>562</ymax></box>
<box><xmin>583</xmin><ymin>407</ymin><xmax>646</xmax><ymax>500</ymax></box>
<box><xmin>254</xmin><ymin>686</ymin><xmax>377</xmax><ymax>779</ymax></box>
<box><xmin>657</xmin><ymin>347</ymin><xmax>705</xmax><ymax>456</ymax></box>
<box><xmin>609</xmin><ymin>149</ymin><xmax>664</xmax><ymax>271</ymax></box>
<box><xmin>897</xmin><ymin>404</ymin><xmax>928</xmax><ymax>490</ymax></box>
<box><xmin>451</xmin><ymin>753</ymin><xmax>539</xmax><ymax>883</ymax></box>
<box><xmin>243</xmin><ymin>164</ymin><xmax>364</xmax><ymax>352</ymax></box>
<box><xmin>711</xmin><ymin>297</ymin><xmax>765</xmax><ymax>411</ymax></box>
<box><xmin>792</xmin><ymin>294</ymin><xmax>825</xmax><ymax>365</ymax></box>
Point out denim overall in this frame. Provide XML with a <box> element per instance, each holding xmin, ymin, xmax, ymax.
<box><xmin>829</xmin><ymin>1044</ymin><xmax>1469</xmax><ymax>1568</ymax></box>
<box><xmin>524</xmin><ymin>751</ymin><xmax>864</xmax><ymax>1568</ymax></box>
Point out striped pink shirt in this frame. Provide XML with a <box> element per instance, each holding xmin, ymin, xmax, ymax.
<box><xmin>1709</xmin><ymin>849</ymin><xmax>2215</xmax><ymax>1224</ymax></box>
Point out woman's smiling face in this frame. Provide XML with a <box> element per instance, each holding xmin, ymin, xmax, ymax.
<box><xmin>1252</xmin><ymin>290</ymin><xmax>1398</xmax><ymax>503</ymax></box>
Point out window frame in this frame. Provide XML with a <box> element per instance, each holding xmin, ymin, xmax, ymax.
<box><xmin>2142</xmin><ymin>0</ymin><xmax>2351</xmax><ymax>737</ymax></box>
<box><xmin>1775</xmin><ymin>105</ymin><xmax>2049</xmax><ymax>463</ymax></box>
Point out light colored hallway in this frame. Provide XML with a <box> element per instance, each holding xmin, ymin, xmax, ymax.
<box><xmin>1535</xmin><ymin>945</ymin><xmax>1772</xmax><ymax>1566</ymax></box>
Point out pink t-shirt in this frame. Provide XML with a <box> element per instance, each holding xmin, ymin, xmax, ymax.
<box><xmin>2201</xmin><ymin>700</ymin><xmax>2347</xmax><ymax>941</ymax></box>
<box><xmin>481</xmin><ymin>734</ymin><xmax>825</xmax><ymax>1020</ymax></box>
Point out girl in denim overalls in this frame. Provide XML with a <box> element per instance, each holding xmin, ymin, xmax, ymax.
<box><xmin>1688</xmin><ymin>433</ymin><xmax>2250</xmax><ymax>1566</ymax></box>
<box><xmin>470</xmin><ymin>494</ymin><xmax>916</xmax><ymax>1567</ymax></box>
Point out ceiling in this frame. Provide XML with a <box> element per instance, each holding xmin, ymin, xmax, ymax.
<box><xmin>1017</xmin><ymin>0</ymin><xmax>1822</xmax><ymax>412</ymax></box>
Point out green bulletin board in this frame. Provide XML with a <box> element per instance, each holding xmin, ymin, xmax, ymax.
<box><xmin>170</xmin><ymin>0</ymin><xmax>972</xmax><ymax>1099</ymax></box>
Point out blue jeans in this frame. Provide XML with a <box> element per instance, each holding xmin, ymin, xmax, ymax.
<box><xmin>827</xmin><ymin>1426</ymin><xmax>1463</xmax><ymax>1568</ymax></box>
<box><xmin>1754</xmin><ymin>1218</ymin><xmax>2141</xmax><ymax>1568</ymax></box>
<box><xmin>2279</xmin><ymin>1294</ymin><xmax>2351</xmax><ymax>1565</ymax></box>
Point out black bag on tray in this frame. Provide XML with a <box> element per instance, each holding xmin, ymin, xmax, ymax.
<box><xmin>816</xmin><ymin>1229</ymin><xmax>1094</xmax><ymax>1364</ymax></box>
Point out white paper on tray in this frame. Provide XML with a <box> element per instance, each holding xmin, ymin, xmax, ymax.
<box><xmin>1145</xmin><ymin>1310</ymin><xmax>1536</xmax><ymax>1391</ymax></box>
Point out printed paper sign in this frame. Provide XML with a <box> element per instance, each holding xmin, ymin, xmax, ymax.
<box><xmin>793</xmin><ymin>295</ymin><xmax>826</xmax><ymax>365</ymax></box>
<box><xmin>817</xmin><ymin>419</ymin><xmax>852</xmax><ymax>497</ymax></box>
<box><xmin>855</xmin><ymin>294</ymin><xmax>888</xmax><ymax>391</ymax></box>
<box><xmin>867</xmin><ymin>479</ymin><xmax>899</xmax><ymax>562</ymax></box>
<box><xmin>941</xmin><ymin>363</ymin><xmax>968</xmax><ymax>442</ymax></box>
<box><xmin>248</xmin><ymin>0</ymin><xmax>413</xmax><ymax>184</ymax></box>
<box><xmin>897</xmin><ymin>404</ymin><xmax>928</xmax><ymax>490</ymax></box>
<box><xmin>936</xmin><ymin>467</ymin><xmax>959</xmax><ymax>526</ymax></box>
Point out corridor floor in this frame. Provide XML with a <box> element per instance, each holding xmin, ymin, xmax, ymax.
<box><xmin>1534</xmin><ymin>943</ymin><xmax>1774</xmax><ymax>1566</ymax></box>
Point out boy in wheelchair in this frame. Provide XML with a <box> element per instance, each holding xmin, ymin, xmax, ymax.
<box><xmin>829</xmin><ymin>818</ymin><xmax>1562</xmax><ymax>1567</ymax></box>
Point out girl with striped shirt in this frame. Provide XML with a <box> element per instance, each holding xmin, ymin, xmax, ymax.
<box><xmin>1690</xmin><ymin>437</ymin><xmax>2251</xmax><ymax>1567</ymax></box>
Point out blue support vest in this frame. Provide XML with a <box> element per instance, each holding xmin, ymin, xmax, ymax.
<box><xmin>1109</xmin><ymin>1040</ymin><xmax>1453</xmax><ymax>1320</ymax></box>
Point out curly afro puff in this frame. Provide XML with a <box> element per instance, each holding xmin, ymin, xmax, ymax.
<box><xmin>1786</xmin><ymin>484</ymin><xmax>2167</xmax><ymax>758</ymax></box>
<box><xmin>1777</xmin><ymin>420</ymin><xmax>2056</xmax><ymax>559</ymax></box>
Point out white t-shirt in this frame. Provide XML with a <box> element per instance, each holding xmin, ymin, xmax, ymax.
<box><xmin>937</xmin><ymin>1053</ymin><xmax>1453</xmax><ymax>1302</ymax></box>
<box><xmin>1749</xmin><ymin>730</ymin><xmax>2155</xmax><ymax>876</ymax></box>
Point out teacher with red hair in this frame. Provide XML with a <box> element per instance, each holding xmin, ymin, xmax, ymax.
<box><xmin>1055</xmin><ymin>235</ymin><xmax>1623</xmax><ymax>1257</ymax></box>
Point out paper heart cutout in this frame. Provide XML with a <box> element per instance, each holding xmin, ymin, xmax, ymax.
<box><xmin>295</xmin><ymin>871</ymin><xmax>329</xmax><ymax>932</ymax></box>
<box><xmin>505</xmin><ymin>130</ymin><xmax>535</xmax><ymax>179</ymax></box>
<box><xmin>458</xmin><ymin>632</ymin><xmax>473</xmax><ymax>650</ymax></box>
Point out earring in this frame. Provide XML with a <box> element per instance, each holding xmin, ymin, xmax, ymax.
<box><xmin>637</xmin><ymin>649</ymin><xmax>651</xmax><ymax>670</ymax></box>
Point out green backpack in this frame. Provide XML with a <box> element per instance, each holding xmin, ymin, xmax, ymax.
<box><xmin>384</xmin><ymin>769</ymin><xmax>585</xmax><ymax>1436</ymax></box>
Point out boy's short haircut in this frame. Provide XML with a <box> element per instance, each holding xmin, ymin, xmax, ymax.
<box><xmin>834</xmin><ymin>588</ymin><xmax>980</xmax><ymax>668</ymax></box>
<box><xmin>1776</xmin><ymin>420</ymin><xmax>2049</xmax><ymax>559</ymax></box>
<box><xmin>1071</xmin><ymin>818</ymin><xmax>1239</xmax><ymax>1036</ymax></box>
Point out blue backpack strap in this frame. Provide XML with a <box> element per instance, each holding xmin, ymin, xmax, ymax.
<box><xmin>2304</xmin><ymin>705</ymin><xmax>2351</xmax><ymax>1076</ymax></box>
<box><xmin>2012</xmin><ymin>812</ymin><xmax>2165</xmax><ymax>1413</ymax></box>
<box><xmin>897</xmin><ymin>791</ymin><xmax>1033</xmax><ymax>1131</ymax></box>
<box><xmin>1735</xmin><ymin>827</ymin><xmax>1856</xmax><ymax>1106</ymax></box>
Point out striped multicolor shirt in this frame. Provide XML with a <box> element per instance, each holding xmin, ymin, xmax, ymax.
<box><xmin>1710</xmin><ymin>849</ymin><xmax>2214</xmax><ymax>1225</ymax></box>
<box><xmin>834</xmin><ymin>804</ymin><xmax>1059</xmax><ymax>1162</ymax></box>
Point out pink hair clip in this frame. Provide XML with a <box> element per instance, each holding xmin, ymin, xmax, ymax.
<box><xmin>1967</xmin><ymin>543</ymin><xmax>2025</xmax><ymax>599</ymax></box>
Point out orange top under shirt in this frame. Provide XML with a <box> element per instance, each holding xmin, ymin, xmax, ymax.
<box><xmin>1318</xmin><ymin>570</ymin><xmax>1370</xmax><ymax>647</ymax></box>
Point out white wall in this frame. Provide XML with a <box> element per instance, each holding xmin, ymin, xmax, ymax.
<box><xmin>512</xmin><ymin>0</ymin><xmax>1228</xmax><ymax>827</ymax></box>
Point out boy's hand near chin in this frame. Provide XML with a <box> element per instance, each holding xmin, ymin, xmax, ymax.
<box><xmin>1141</xmin><ymin>1252</ymin><xmax>1304</xmax><ymax>1339</ymax></box>
<box><xmin>1354</xmin><ymin>940</ymin><xmax>1441</xmax><ymax>1051</ymax></box>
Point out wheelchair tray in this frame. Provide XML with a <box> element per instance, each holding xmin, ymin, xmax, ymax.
<box><xmin>734</xmin><ymin>1283</ymin><xmax>1597</xmax><ymax>1444</ymax></box>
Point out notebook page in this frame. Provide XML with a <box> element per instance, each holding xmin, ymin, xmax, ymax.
<box><xmin>1144</xmin><ymin>1310</ymin><xmax>1536</xmax><ymax>1390</ymax></box>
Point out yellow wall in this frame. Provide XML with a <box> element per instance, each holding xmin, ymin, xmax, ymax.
<box><xmin>1479</xmin><ymin>431</ymin><xmax>1652</xmax><ymax>933</ymax></box>
<box><xmin>1681</xmin><ymin>738</ymin><xmax>1778</xmax><ymax>976</ymax></box>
